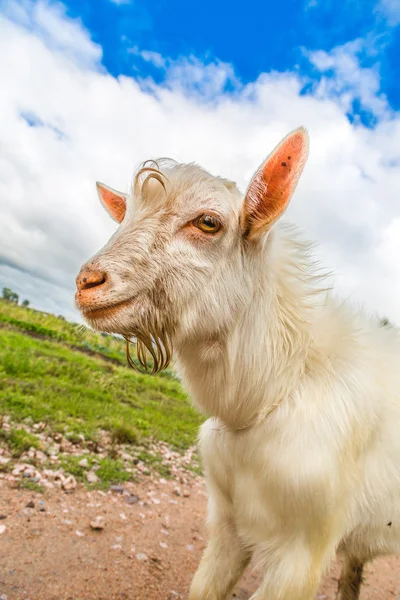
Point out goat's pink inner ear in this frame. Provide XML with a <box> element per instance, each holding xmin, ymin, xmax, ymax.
<box><xmin>96</xmin><ymin>182</ymin><xmax>127</xmax><ymax>223</ymax></box>
<box><xmin>242</xmin><ymin>127</ymin><xmax>309</xmax><ymax>238</ymax></box>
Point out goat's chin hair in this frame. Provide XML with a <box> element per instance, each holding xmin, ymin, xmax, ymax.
<box><xmin>124</xmin><ymin>320</ymin><xmax>174</xmax><ymax>375</ymax></box>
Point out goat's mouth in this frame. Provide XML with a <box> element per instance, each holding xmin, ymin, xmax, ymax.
<box><xmin>77</xmin><ymin>296</ymin><xmax>137</xmax><ymax>324</ymax></box>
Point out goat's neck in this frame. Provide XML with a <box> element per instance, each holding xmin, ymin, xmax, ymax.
<box><xmin>175</xmin><ymin>232</ymin><xmax>318</xmax><ymax>430</ymax></box>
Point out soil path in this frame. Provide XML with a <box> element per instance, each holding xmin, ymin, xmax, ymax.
<box><xmin>1</xmin><ymin>476</ymin><xmax>399</xmax><ymax>600</ymax></box>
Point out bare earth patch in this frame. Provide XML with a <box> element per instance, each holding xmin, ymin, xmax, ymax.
<box><xmin>0</xmin><ymin>476</ymin><xmax>399</xmax><ymax>600</ymax></box>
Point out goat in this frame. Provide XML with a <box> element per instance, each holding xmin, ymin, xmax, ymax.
<box><xmin>75</xmin><ymin>128</ymin><xmax>400</xmax><ymax>599</ymax></box>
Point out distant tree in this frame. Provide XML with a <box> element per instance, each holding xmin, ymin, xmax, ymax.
<box><xmin>380</xmin><ymin>317</ymin><xmax>391</xmax><ymax>328</ymax></box>
<box><xmin>22</xmin><ymin>299</ymin><xmax>30</xmax><ymax>307</ymax></box>
<box><xmin>2</xmin><ymin>287</ymin><xmax>19</xmax><ymax>303</ymax></box>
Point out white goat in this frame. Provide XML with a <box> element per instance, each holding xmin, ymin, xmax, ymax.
<box><xmin>76</xmin><ymin>128</ymin><xmax>400</xmax><ymax>600</ymax></box>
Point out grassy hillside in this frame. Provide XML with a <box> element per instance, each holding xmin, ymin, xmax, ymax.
<box><xmin>0</xmin><ymin>299</ymin><xmax>203</xmax><ymax>487</ymax></box>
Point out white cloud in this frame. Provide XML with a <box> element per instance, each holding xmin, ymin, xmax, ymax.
<box><xmin>306</xmin><ymin>39</ymin><xmax>388</xmax><ymax>119</ymax></box>
<box><xmin>1</xmin><ymin>0</ymin><xmax>400</xmax><ymax>324</ymax></box>
<box><xmin>129</xmin><ymin>46</ymin><xmax>166</xmax><ymax>68</ymax></box>
<box><xmin>378</xmin><ymin>0</ymin><xmax>400</xmax><ymax>25</ymax></box>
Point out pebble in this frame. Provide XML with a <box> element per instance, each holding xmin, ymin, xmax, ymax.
<box><xmin>172</xmin><ymin>488</ymin><xmax>181</xmax><ymax>497</ymax></box>
<box><xmin>0</xmin><ymin>524</ymin><xmax>6</xmax><ymax>534</ymax></box>
<box><xmin>90</xmin><ymin>516</ymin><xmax>106</xmax><ymax>530</ymax></box>
<box><xmin>126</xmin><ymin>494</ymin><xmax>139</xmax><ymax>505</ymax></box>
<box><xmin>136</xmin><ymin>553</ymin><xmax>148</xmax><ymax>561</ymax></box>
<box><xmin>26</xmin><ymin>501</ymin><xmax>35</xmax><ymax>509</ymax></box>
<box><xmin>110</xmin><ymin>484</ymin><xmax>125</xmax><ymax>493</ymax></box>
<box><xmin>0</xmin><ymin>594</ymin><xmax>8</xmax><ymax>600</ymax></box>
<box><xmin>75</xmin><ymin>530</ymin><xmax>84</xmax><ymax>537</ymax></box>
<box><xmin>78</xmin><ymin>458</ymin><xmax>89</xmax><ymax>468</ymax></box>
<box><xmin>62</xmin><ymin>475</ymin><xmax>77</xmax><ymax>491</ymax></box>
<box><xmin>12</xmin><ymin>463</ymin><xmax>28</xmax><ymax>476</ymax></box>
<box><xmin>159</xmin><ymin>541</ymin><xmax>168</xmax><ymax>549</ymax></box>
<box><xmin>35</xmin><ymin>450</ymin><xmax>47</xmax><ymax>463</ymax></box>
<box><xmin>86</xmin><ymin>471</ymin><xmax>99</xmax><ymax>484</ymax></box>
<box><xmin>162</xmin><ymin>516</ymin><xmax>170</xmax><ymax>528</ymax></box>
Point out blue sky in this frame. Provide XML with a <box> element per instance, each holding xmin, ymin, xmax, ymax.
<box><xmin>62</xmin><ymin>0</ymin><xmax>400</xmax><ymax>113</ymax></box>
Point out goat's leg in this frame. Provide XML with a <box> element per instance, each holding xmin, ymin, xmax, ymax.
<box><xmin>248</xmin><ymin>539</ymin><xmax>335</xmax><ymax>600</ymax></box>
<box><xmin>336</xmin><ymin>556</ymin><xmax>364</xmax><ymax>600</ymax></box>
<box><xmin>189</xmin><ymin>518</ymin><xmax>252</xmax><ymax>600</ymax></box>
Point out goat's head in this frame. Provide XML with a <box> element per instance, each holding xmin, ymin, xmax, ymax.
<box><xmin>75</xmin><ymin>128</ymin><xmax>309</xmax><ymax>372</ymax></box>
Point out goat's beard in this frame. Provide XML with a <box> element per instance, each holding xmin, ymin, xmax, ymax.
<box><xmin>124</xmin><ymin>312</ymin><xmax>175</xmax><ymax>375</ymax></box>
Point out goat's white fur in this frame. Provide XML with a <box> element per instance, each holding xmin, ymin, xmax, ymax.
<box><xmin>77</xmin><ymin>128</ymin><xmax>400</xmax><ymax>599</ymax></box>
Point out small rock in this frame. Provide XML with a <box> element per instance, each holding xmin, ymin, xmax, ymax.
<box><xmin>110</xmin><ymin>484</ymin><xmax>125</xmax><ymax>494</ymax></box>
<box><xmin>126</xmin><ymin>494</ymin><xmax>139</xmax><ymax>505</ymax></box>
<box><xmin>62</xmin><ymin>475</ymin><xmax>77</xmax><ymax>492</ymax></box>
<box><xmin>0</xmin><ymin>524</ymin><xmax>6</xmax><ymax>535</ymax></box>
<box><xmin>172</xmin><ymin>487</ymin><xmax>181</xmax><ymax>497</ymax></box>
<box><xmin>90</xmin><ymin>516</ymin><xmax>106</xmax><ymax>530</ymax></box>
<box><xmin>183</xmin><ymin>490</ymin><xmax>190</xmax><ymax>498</ymax></box>
<box><xmin>0</xmin><ymin>456</ymin><xmax>10</xmax><ymax>465</ymax></box>
<box><xmin>159</xmin><ymin>541</ymin><xmax>168</xmax><ymax>549</ymax></box>
<box><xmin>12</xmin><ymin>463</ymin><xmax>28</xmax><ymax>476</ymax></box>
<box><xmin>75</xmin><ymin>530</ymin><xmax>84</xmax><ymax>537</ymax></box>
<box><xmin>86</xmin><ymin>471</ymin><xmax>99</xmax><ymax>484</ymax></box>
<box><xmin>120</xmin><ymin>513</ymin><xmax>127</xmax><ymax>520</ymax></box>
<box><xmin>186</xmin><ymin>544</ymin><xmax>194</xmax><ymax>551</ymax></box>
<box><xmin>0</xmin><ymin>515</ymin><xmax>6</xmax><ymax>520</ymax></box>
<box><xmin>26</xmin><ymin>501</ymin><xmax>35</xmax><ymax>509</ymax></box>
<box><xmin>78</xmin><ymin>458</ymin><xmax>89</xmax><ymax>468</ymax></box>
<box><xmin>35</xmin><ymin>450</ymin><xmax>47</xmax><ymax>463</ymax></box>
<box><xmin>0</xmin><ymin>593</ymin><xmax>8</xmax><ymax>600</ymax></box>
<box><xmin>136</xmin><ymin>553</ymin><xmax>148</xmax><ymax>561</ymax></box>
<box><xmin>120</xmin><ymin>452</ymin><xmax>132</xmax><ymax>461</ymax></box>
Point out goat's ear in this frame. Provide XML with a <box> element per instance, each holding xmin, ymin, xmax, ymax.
<box><xmin>241</xmin><ymin>127</ymin><xmax>309</xmax><ymax>240</ymax></box>
<box><xmin>96</xmin><ymin>182</ymin><xmax>127</xmax><ymax>223</ymax></box>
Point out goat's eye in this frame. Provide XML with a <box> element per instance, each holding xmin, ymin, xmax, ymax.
<box><xmin>194</xmin><ymin>214</ymin><xmax>222</xmax><ymax>234</ymax></box>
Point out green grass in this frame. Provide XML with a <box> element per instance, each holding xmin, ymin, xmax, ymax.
<box><xmin>0</xmin><ymin>328</ymin><xmax>202</xmax><ymax>447</ymax></box>
<box><xmin>0</xmin><ymin>299</ymin><xmax>176</xmax><ymax>377</ymax></box>
<box><xmin>137</xmin><ymin>450</ymin><xmax>172</xmax><ymax>478</ymax></box>
<box><xmin>0</xmin><ymin>300</ymin><xmax>203</xmax><ymax>486</ymax></box>
<box><xmin>0</xmin><ymin>427</ymin><xmax>41</xmax><ymax>457</ymax></box>
<box><xmin>59</xmin><ymin>455</ymin><xmax>132</xmax><ymax>489</ymax></box>
<box><xmin>18</xmin><ymin>479</ymin><xmax>45</xmax><ymax>493</ymax></box>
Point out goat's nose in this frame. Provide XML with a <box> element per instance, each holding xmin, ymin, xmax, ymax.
<box><xmin>76</xmin><ymin>269</ymin><xmax>107</xmax><ymax>292</ymax></box>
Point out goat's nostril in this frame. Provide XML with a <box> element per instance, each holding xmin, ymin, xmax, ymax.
<box><xmin>76</xmin><ymin>271</ymin><xmax>107</xmax><ymax>292</ymax></box>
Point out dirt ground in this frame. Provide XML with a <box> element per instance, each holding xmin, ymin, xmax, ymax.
<box><xmin>1</xmin><ymin>476</ymin><xmax>399</xmax><ymax>600</ymax></box>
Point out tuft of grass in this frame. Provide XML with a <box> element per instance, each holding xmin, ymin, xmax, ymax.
<box><xmin>18</xmin><ymin>479</ymin><xmax>44</xmax><ymax>493</ymax></box>
<box><xmin>60</xmin><ymin>455</ymin><xmax>94</xmax><ymax>481</ymax></box>
<box><xmin>107</xmin><ymin>422</ymin><xmax>140</xmax><ymax>445</ymax></box>
<box><xmin>60</xmin><ymin>455</ymin><xmax>133</xmax><ymax>489</ymax></box>
<box><xmin>137</xmin><ymin>450</ymin><xmax>172</xmax><ymax>478</ymax></box>
<box><xmin>95</xmin><ymin>457</ymin><xmax>132</xmax><ymax>489</ymax></box>
<box><xmin>2</xmin><ymin>428</ymin><xmax>41</xmax><ymax>457</ymax></box>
